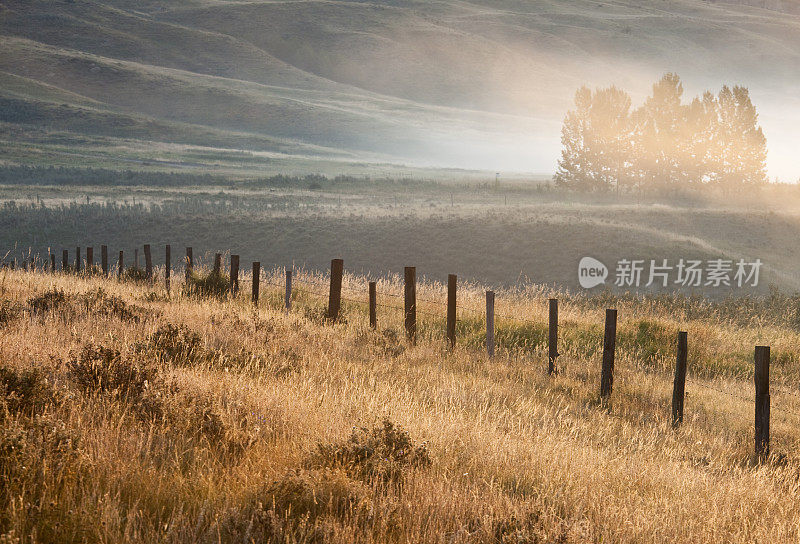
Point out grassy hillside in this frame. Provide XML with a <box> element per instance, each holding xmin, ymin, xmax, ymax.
<box><xmin>2</xmin><ymin>0</ymin><xmax>800</xmax><ymax>174</ymax></box>
<box><xmin>3</xmin><ymin>265</ymin><xmax>800</xmax><ymax>541</ymax></box>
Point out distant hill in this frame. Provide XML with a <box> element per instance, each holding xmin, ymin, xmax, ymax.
<box><xmin>2</xmin><ymin>0</ymin><xmax>800</xmax><ymax>176</ymax></box>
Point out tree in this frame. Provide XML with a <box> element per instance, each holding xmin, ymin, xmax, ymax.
<box><xmin>631</xmin><ymin>73</ymin><xmax>687</xmax><ymax>193</ymax></box>
<box><xmin>714</xmin><ymin>85</ymin><xmax>767</xmax><ymax>188</ymax></box>
<box><xmin>555</xmin><ymin>86</ymin><xmax>632</xmax><ymax>191</ymax></box>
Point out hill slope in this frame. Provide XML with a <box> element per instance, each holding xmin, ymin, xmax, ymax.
<box><xmin>2</xmin><ymin>0</ymin><xmax>800</xmax><ymax>175</ymax></box>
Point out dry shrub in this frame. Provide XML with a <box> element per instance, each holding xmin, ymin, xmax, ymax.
<box><xmin>311</xmin><ymin>419</ymin><xmax>430</xmax><ymax>485</ymax></box>
<box><xmin>120</xmin><ymin>266</ymin><xmax>149</xmax><ymax>284</ymax></box>
<box><xmin>142</xmin><ymin>323</ymin><xmax>204</xmax><ymax>366</ymax></box>
<box><xmin>27</xmin><ymin>289</ymin><xmax>70</xmax><ymax>316</ymax></box>
<box><xmin>183</xmin><ymin>270</ymin><xmax>229</xmax><ymax>299</ymax></box>
<box><xmin>78</xmin><ymin>288</ymin><xmax>146</xmax><ymax>323</ymax></box>
<box><xmin>67</xmin><ymin>344</ymin><xmax>157</xmax><ymax>399</ymax></box>
<box><xmin>0</xmin><ymin>365</ymin><xmax>58</xmax><ymax>418</ymax></box>
<box><xmin>262</xmin><ymin>468</ymin><xmax>373</xmax><ymax>524</ymax></box>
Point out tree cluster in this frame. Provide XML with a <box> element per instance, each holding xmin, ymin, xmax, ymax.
<box><xmin>554</xmin><ymin>74</ymin><xmax>767</xmax><ymax>192</ymax></box>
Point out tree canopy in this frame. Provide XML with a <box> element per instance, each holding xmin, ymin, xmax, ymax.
<box><xmin>554</xmin><ymin>74</ymin><xmax>767</xmax><ymax>192</ymax></box>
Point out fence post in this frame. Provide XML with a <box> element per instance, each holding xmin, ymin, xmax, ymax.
<box><xmin>328</xmin><ymin>259</ymin><xmax>343</xmax><ymax>321</ymax></box>
<box><xmin>118</xmin><ymin>250</ymin><xmax>124</xmax><ymax>279</ymax></box>
<box><xmin>86</xmin><ymin>247</ymin><xmax>93</xmax><ymax>272</ymax></box>
<box><xmin>50</xmin><ymin>253</ymin><xmax>56</xmax><ymax>274</ymax></box>
<box><xmin>404</xmin><ymin>267</ymin><xmax>416</xmax><ymax>343</ymax></box>
<box><xmin>672</xmin><ymin>331</ymin><xmax>688</xmax><ymax>427</ymax></box>
<box><xmin>62</xmin><ymin>249</ymin><xmax>68</xmax><ymax>272</ymax></box>
<box><xmin>548</xmin><ymin>298</ymin><xmax>558</xmax><ymax>374</ymax></box>
<box><xmin>447</xmin><ymin>274</ymin><xmax>457</xmax><ymax>349</ymax></box>
<box><xmin>486</xmin><ymin>290</ymin><xmax>495</xmax><ymax>357</ymax></box>
<box><xmin>185</xmin><ymin>247</ymin><xmax>193</xmax><ymax>280</ymax></box>
<box><xmin>75</xmin><ymin>247</ymin><xmax>81</xmax><ymax>274</ymax></box>
<box><xmin>755</xmin><ymin>345</ymin><xmax>770</xmax><ymax>458</ymax></box>
<box><xmin>369</xmin><ymin>281</ymin><xmax>377</xmax><ymax>329</ymax></box>
<box><xmin>144</xmin><ymin>244</ymin><xmax>152</xmax><ymax>280</ymax></box>
<box><xmin>230</xmin><ymin>255</ymin><xmax>240</xmax><ymax>295</ymax></box>
<box><xmin>165</xmin><ymin>245</ymin><xmax>171</xmax><ymax>293</ymax></box>
<box><xmin>101</xmin><ymin>245</ymin><xmax>108</xmax><ymax>276</ymax></box>
<box><xmin>213</xmin><ymin>253</ymin><xmax>222</xmax><ymax>276</ymax></box>
<box><xmin>285</xmin><ymin>269</ymin><xmax>292</xmax><ymax>311</ymax></box>
<box><xmin>600</xmin><ymin>309</ymin><xmax>617</xmax><ymax>399</ymax></box>
<box><xmin>252</xmin><ymin>261</ymin><xmax>260</xmax><ymax>304</ymax></box>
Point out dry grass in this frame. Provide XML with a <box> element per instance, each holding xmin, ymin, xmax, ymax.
<box><xmin>2</xmin><ymin>267</ymin><xmax>800</xmax><ymax>543</ymax></box>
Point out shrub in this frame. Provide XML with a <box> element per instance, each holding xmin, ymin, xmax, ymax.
<box><xmin>79</xmin><ymin>288</ymin><xmax>145</xmax><ymax>323</ymax></box>
<box><xmin>121</xmin><ymin>266</ymin><xmax>149</xmax><ymax>284</ymax></box>
<box><xmin>183</xmin><ymin>270</ymin><xmax>229</xmax><ymax>299</ymax></box>
<box><xmin>66</xmin><ymin>344</ymin><xmax>158</xmax><ymax>400</ymax></box>
<box><xmin>0</xmin><ymin>366</ymin><xmax>57</xmax><ymax>417</ymax></box>
<box><xmin>311</xmin><ymin>419</ymin><xmax>430</xmax><ymax>485</ymax></box>
<box><xmin>0</xmin><ymin>300</ymin><xmax>22</xmax><ymax>327</ymax></box>
<box><xmin>263</xmin><ymin>468</ymin><xmax>372</xmax><ymax>520</ymax></box>
<box><xmin>143</xmin><ymin>323</ymin><xmax>204</xmax><ymax>366</ymax></box>
<box><xmin>27</xmin><ymin>289</ymin><xmax>70</xmax><ymax>315</ymax></box>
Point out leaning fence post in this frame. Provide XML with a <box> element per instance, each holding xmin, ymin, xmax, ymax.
<box><xmin>548</xmin><ymin>298</ymin><xmax>559</xmax><ymax>374</ymax></box>
<box><xmin>230</xmin><ymin>255</ymin><xmax>240</xmax><ymax>295</ymax></box>
<box><xmin>86</xmin><ymin>247</ymin><xmax>94</xmax><ymax>273</ymax></box>
<box><xmin>447</xmin><ymin>274</ymin><xmax>457</xmax><ymax>349</ymax></box>
<box><xmin>62</xmin><ymin>249</ymin><xmax>68</xmax><ymax>273</ymax></box>
<box><xmin>101</xmin><ymin>245</ymin><xmax>108</xmax><ymax>276</ymax></box>
<box><xmin>118</xmin><ymin>250</ymin><xmax>124</xmax><ymax>279</ymax></box>
<box><xmin>486</xmin><ymin>290</ymin><xmax>495</xmax><ymax>357</ymax></box>
<box><xmin>144</xmin><ymin>244</ymin><xmax>153</xmax><ymax>280</ymax></box>
<box><xmin>185</xmin><ymin>247</ymin><xmax>193</xmax><ymax>280</ymax></box>
<box><xmin>672</xmin><ymin>331</ymin><xmax>688</xmax><ymax>427</ymax></box>
<box><xmin>285</xmin><ymin>269</ymin><xmax>292</xmax><ymax>311</ymax></box>
<box><xmin>755</xmin><ymin>345</ymin><xmax>770</xmax><ymax>458</ymax></box>
<box><xmin>75</xmin><ymin>247</ymin><xmax>81</xmax><ymax>274</ymax></box>
<box><xmin>252</xmin><ymin>261</ymin><xmax>260</xmax><ymax>304</ymax></box>
<box><xmin>369</xmin><ymin>281</ymin><xmax>377</xmax><ymax>329</ymax></box>
<box><xmin>165</xmin><ymin>244</ymin><xmax>171</xmax><ymax>293</ymax></box>
<box><xmin>328</xmin><ymin>259</ymin><xmax>343</xmax><ymax>321</ymax></box>
<box><xmin>404</xmin><ymin>266</ymin><xmax>416</xmax><ymax>344</ymax></box>
<box><xmin>600</xmin><ymin>309</ymin><xmax>617</xmax><ymax>399</ymax></box>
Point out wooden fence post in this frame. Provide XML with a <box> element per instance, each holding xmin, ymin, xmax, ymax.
<box><xmin>75</xmin><ymin>247</ymin><xmax>81</xmax><ymax>274</ymax></box>
<box><xmin>369</xmin><ymin>281</ymin><xmax>377</xmax><ymax>329</ymax></box>
<box><xmin>185</xmin><ymin>247</ymin><xmax>193</xmax><ymax>280</ymax></box>
<box><xmin>101</xmin><ymin>245</ymin><xmax>108</xmax><ymax>276</ymax></box>
<box><xmin>165</xmin><ymin>245</ymin><xmax>171</xmax><ymax>292</ymax></box>
<box><xmin>404</xmin><ymin>266</ymin><xmax>416</xmax><ymax>343</ymax></box>
<box><xmin>86</xmin><ymin>247</ymin><xmax>93</xmax><ymax>272</ymax></box>
<box><xmin>328</xmin><ymin>259</ymin><xmax>343</xmax><ymax>321</ymax></box>
<box><xmin>548</xmin><ymin>298</ymin><xmax>558</xmax><ymax>374</ymax></box>
<box><xmin>672</xmin><ymin>331</ymin><xmax>688</xmax><ymax>427</ymax></box>
<box><xmin>50</xmin><ymin>253</ymin><xmax>56</xmax><ymax>273</ymax></box>
<box><xmin>118</xmin><ymin>250</ymin><xmax>124</xmax><ymax>279</ymax></box>
<box><xmin>144</xmin><ymin>244</ymin><xmax>152</xmax><ymax>280</ymax></box>
<box><xmin>230</xmin><ymin>255</ymin><xmax>240</xmax><ymax>295</ymax></box>
<box><xmin>285</xmin><ymin>269</ymin><xmax>292</xmax><ymax>311</ymax></box>
<box><xmin>213</xmin><ymin>253</ymin><xmax>222</xmax><ymax>276</ymax></box>
<box><xmin>62</xmin><ymin>249</ymin><xmax>68</xmax><ymax>272</ymax></box>
<box><xmin>252</xmin><ymin>261</ymin><xmax>260</xmax><ymax>304</ymax></box>
<box><xmin>755</xmin><ymin>345</ymin><xmax>770</xmax><ymax>458</ymax></box>
<box><xmin>447</xmin><ymin>274</ymin><xmax>457</xmax><ymax>349</ymax></box>
<box><xmin>486</xmin><ymin>290</ymin><xmax>495</xmax><ymax>357</ymax></box>
<box><xmin>600</xmin><ymin>309</ymin><xmax>617</xmax><ymax>399</ymax></box>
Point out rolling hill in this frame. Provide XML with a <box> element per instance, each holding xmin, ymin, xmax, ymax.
<box><xmin>2</xmin><ymin>0</ymin><xmax>800</xmax><ymax>175</ymax></box>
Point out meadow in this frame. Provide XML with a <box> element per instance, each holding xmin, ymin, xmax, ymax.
<box><xmin>3</xmin><ymin>263</ymin><xmax>800</xmax><ymax>542</ymax></box>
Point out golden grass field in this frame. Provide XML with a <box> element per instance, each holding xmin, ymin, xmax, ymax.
<box><xmin>3</xmin><ymin>266</ymin><xmax>800</xmax><ymax>543</ymax></box>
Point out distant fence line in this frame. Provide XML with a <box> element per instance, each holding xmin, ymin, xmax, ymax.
<box><xmin>1</xmin><ymin>244</ymin><xmax>786</xmax><ymax>460</ymax></box>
